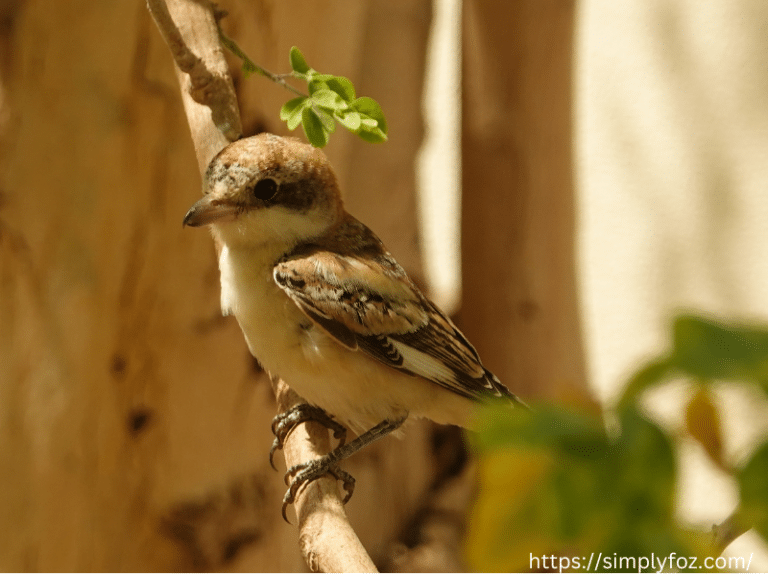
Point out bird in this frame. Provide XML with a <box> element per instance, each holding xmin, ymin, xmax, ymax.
<box><xmin>183</xmin><ymin>133</ymin><xmax>523</xmax><ymax>518</ymax></box>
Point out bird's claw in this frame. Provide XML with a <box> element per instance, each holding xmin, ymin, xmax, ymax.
<box><xmin>269</xmin><ymin>404</ymin><xmax>347</xmax><ymax>471</ymax></box>
<box><xmin>281</xmin><ymin>457</ymin><xmax>356</xmax><ymax>522</ymax></box>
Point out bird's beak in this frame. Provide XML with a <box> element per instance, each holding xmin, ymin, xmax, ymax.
<box><xmin>183</xmin><ymin>195</ymin><xmax>239</xmax><ymax>227</ymax></box>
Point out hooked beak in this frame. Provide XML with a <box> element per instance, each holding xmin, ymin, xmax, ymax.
<box><xmin>183</xmin><ymin>195</ymin><xmax>239</xmax><ymax>227</ymax></box>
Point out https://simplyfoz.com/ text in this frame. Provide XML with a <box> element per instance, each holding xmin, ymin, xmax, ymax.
<box><xmin>529</xmin><ymin>551</ymin><xmax>754</xmax><ymax>572</ymax></box>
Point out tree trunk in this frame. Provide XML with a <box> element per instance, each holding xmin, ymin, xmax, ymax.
<box><xmin>461</xmin><ymin>0</ymin><xmax>590</xmax><ymax>404</ymax></box>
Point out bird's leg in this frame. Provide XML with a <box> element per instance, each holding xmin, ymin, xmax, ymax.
<box><xmin>270</xmin><ymin>403</ymin><xmax>347</xmax><ymax>470</ymax></box>
<box><xmin>281</xmin><ymin>413</ymin><xmax>408</xmax><ymax>521</ymax></box>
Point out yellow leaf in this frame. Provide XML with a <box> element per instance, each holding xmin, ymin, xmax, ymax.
<box><xmin>685</xmin><ymin>388</ymin><xmax>724</xmax><ymax>468</ymax></box>
<box><xmin>466</xmin><ymin>448</ymin><xmax>554</xmax><ymax>571</ymax></box>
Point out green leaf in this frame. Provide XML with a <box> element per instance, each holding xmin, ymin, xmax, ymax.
<box><xmin>351</xmin><ymin>96</ymin><xmax>388</xmax><ymax>134</ymax></box>
<box><xmin>314</xmin><ymin>107</ymin><xmax>336</xmax><ymax>133</ymax></box>
<box><xmin>279</xmin><ymin>96</ymin><xmax>308</xmax><ymax>131</ymax></box>
<box><xmin>471</xmin><ymin>402</ymin><xmax>608</xmax><ymax>455</ymax></box>
<box><xmin>466</xmin><ymin>402</ymin><xmax>705</xmax><ymax>572</ymax></box>
<box><xmin>355</xmin><ymin>120</ymin><xmax>388</xmax><ymax>143</ymax></box>
<box><xmin>310</xmin><ymin>89</ymin><xmax>348</xmax><ymax>112</ymax></box>
<box><xmin>289</xmin><ymin>46</ymin><xmax>310</xmax><ymax>74</ymax></box>
<box><xmin>671</xmin><ymin>315</ymin><xmax>768</xmax><ymax>386</ymax></box>
<box><xmin>326</xmin><ymin>76</ymin><xmax>356</xmax><ymax>102</ymax></box>
<box><xmin>613</xmin><ymin>405</ymin><xmax>677</xmax><ymax>521</ymax></box>
<box><xmin>301</xmin><ymin>107</ymin><xmax>329</xmax><ymax>148</ymax></box>
<box><xmin>622</xmin><ymin>314</ymin><xmax>768</xmax><ymax>407</ymax></box>
<box><xmin>738</xmin><ymin>442</ymin><xmax>768</xmax><ymax>541</ymax></box>
<box><xmin>336</xmin><ymin>111</ymin><xmax>361</xmax><ymax>131</ymax></box>
<box><xmin>620</xmin><ymin>357</ymin><xmax>676</xmax><ymax>407</ymax></box>
<box><xmin>307</xmin><ymin>78</ymin><xmax>330</xmax><ymax>95</ymax></box>
<box><xmin>307</xmin><ymin>73</ymin><xmax>335</xmax><ymax>83</ymax></box>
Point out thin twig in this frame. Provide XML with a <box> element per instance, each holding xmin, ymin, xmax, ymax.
<box><xmin>712</xmin><ymin>508</ymin><xmax>750</xmax><ymax>555</ymax></box>
<box><xmin>215</xmin><ymin>25</ymin><xmax>308</xmax><ymax>98</ymax></box>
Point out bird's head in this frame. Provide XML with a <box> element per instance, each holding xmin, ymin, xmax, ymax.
<box><xmin>183</xmin><ymin>133</ymin><xmax>344</xmax><ymax>249</ymax></box>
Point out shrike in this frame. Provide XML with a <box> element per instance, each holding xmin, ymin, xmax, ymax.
<box><xmin>184</xmin><ymin>133</ymin><xmax>522</xmax><ymax>517</ymax></box>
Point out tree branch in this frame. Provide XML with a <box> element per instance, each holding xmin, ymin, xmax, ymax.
<box><xmin>147</xmin><ymin>1</ymin><xmax>375</xmax><ymax>570</ymax></box>
<box><xmin>271</xmin><ymin>378</ymin><xmax>378</xmax><ymax>573</ymax></box>
<box><xmin>146</xmin><ymin>0</ymin><xmax>241</xmax><ymax>171</ymax></box>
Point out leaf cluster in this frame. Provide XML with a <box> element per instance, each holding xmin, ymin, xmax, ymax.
<box><xmin>280</xmin><ymin>47</ymin><xmax>387</xmax><ymax>148</ymax></box>
<box><xmin>467</xmin><ymin>313</ymin><xmax>768</xmax><ymax>572</ymax></box>
<box><xmin>624</xmin><ymin>314</ymin><xmax>768</xmax><ymax>545</ymax></box>
<box><xmin>218</xmin><ymin>31</ymin><xmax>388</xmax><ymax>149</ymax></box>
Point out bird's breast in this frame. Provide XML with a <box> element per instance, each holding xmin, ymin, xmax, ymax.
<box><xmin>219</xmin><ymin>244</ymin><xmax>306</xmax><ymax>364</ymax></box>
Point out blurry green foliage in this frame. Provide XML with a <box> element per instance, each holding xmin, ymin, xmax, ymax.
<box><xmin>623</xmin><ymin>314</ymin><xmax>768</xmax><ymax>404</ymax></box>
<box><xmin>467</xmin><ymin>314</ymin><xmax>768</xmax><ymax>572</ymax></box>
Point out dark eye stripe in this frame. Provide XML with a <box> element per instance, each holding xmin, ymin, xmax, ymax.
<box><xmin>265</xmin><ymin>180</ymin><xmax>321</xmax><ymax>212</ymax></box>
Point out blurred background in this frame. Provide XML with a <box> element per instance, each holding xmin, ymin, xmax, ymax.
<box><xmin>1</xmin><ymin>0</ymin><xmax>767</xmax><ymax>570</ymax></box>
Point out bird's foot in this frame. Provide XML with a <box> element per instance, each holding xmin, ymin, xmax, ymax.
<box><xmin>281</xmin><ymin>457</ymin><xmax>355</xmax><ymax>522</ymax></box>
<box><xmin>269</xmin><ymin>404</ymin><xmax>347</xmax><ymax>470</ymax></box>
<box><xmin>276</xmin><ymin>414</ymin><xmax>407</xmax><ymax>522</ymax></box>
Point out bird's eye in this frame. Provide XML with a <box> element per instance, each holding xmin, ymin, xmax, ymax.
<box><xmin>253</xmin><ymin>178</ymin><xmax>278</xmax><ymax>200</ymax></box>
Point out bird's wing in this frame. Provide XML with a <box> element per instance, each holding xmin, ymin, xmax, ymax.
<box><xmin>274</xmin><ymin>248</ymin><xmax>512</xmax><ymax>401</ymax></box>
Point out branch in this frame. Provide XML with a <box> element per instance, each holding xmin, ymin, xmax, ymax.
<box><xmin>271</xmin><ymin>377</ymin><xmax>378</xmax><ymax>573</ymax></box>
<box><xmin>146</xmin><ymin>0</ymin><xmax>241</xmax><ymax>171</ymax></box>
<box><xmin>712</xmin><ymin>508</ymin><xmax>750</xmax><ymax>556</ymax></box>
<box><xmin>215</xmin><ymin>25</ymin><xmax>308</xmax><ymax>98</ymax></box>
<box><xmin>147</xmin><ymin>1</ymin><xmax>375</xmax><ymax>570</ymax></box>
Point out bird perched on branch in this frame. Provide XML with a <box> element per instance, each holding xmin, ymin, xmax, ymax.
<box><xmin>183</xmin><ymin>133</ymin><xmax>523</xmax><ymax>519</ymax></box>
